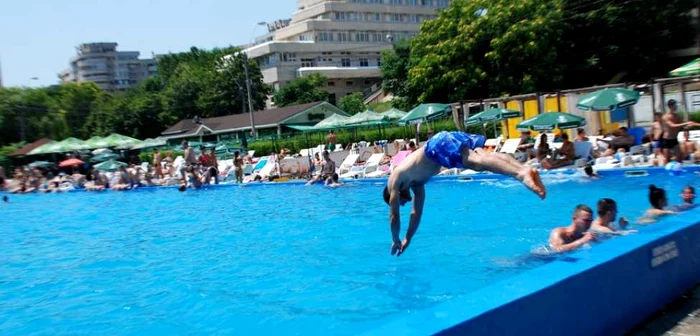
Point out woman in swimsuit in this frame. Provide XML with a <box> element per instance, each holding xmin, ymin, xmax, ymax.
<box><xmin>638</xmin><ymin>185</ymin><xmax>676</xmax><ymax>224</ymax></box>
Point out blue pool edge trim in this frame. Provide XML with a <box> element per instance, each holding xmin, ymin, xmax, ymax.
<box><xmin>2</xmin><ymin>165</ymin><xmax>698</xmax><ymax>194</ymax></box>
<box><xmin>360</xmin><ymin>210</ymin><xmax>700</xmax><ymax>336</ymax></box>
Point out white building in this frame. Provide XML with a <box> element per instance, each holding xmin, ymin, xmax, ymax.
<box><xmin>243</xmin><ymin>0</ymin><xmax>451</xmax><ymax>106</ymax></box>
<box><xmin>59</xmin><ymin>42</ymin><xmax>157</xmax><ymax>92</ymax></box>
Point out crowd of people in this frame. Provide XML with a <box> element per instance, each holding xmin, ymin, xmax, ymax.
<box><xmin>548</xmin><ymin>185</ymin><xmax>696</xmax><ymax>252</ymax></box>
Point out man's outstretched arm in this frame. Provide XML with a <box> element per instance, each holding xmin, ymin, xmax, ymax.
<box><xmin>398</xmin><ymin>184</ymin><xmax>425</xmax><ymax>256</ymax></box>
<box><xmin>389</xmin><ymin>189</ymin><xmax>402</xmax><ymax>255</ymax></box>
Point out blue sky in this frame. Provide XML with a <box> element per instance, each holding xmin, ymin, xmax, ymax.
<box><xmin>0</xmin><ymin>0</ymin><xmax>295</xmax><ymax>87</ymax></box>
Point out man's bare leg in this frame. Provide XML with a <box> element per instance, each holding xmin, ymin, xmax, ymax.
<box><xmin>462</xmin><ymin>148</ymin><xmax>546</xmax><ymax>199</ymax></box>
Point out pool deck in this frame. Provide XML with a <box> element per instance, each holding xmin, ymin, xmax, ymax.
<box><xmin>629</xmin><ymin>285</ymin><xmax>700</xmax><ymax>336</ymax></box>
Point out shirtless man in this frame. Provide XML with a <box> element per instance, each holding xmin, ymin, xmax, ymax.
<box><xmin>590</xmin><ymin>198</ymin><xmax>635</xmax><ymax>235</ymax></box>
<box><xmin>549</xmin><ymin>205</ymin><xmax>596</xmax><ymax>252</ymax></box>
<box><xmin>384</xmin><ymin>131</ymin><xmax>546</xmax><ymax>256</ymax></box>
<box><xmin>660</xmin><ymin>100</ymin><xmax>699</xmax><ymax>163</ymax></box>
<box><xmin>180</xmin><ymin>140</ymin><xmax>198</xmax><ymax>182</ymax></box>
<box><xmin>681</xmin><ymin>129</ymin><xmax>699</xmax><ymax>162</ymax></box>
<box><xmin>306</xmin><ymin>151</ymin><xmax>336</xmax><ymax>185</ymax></box>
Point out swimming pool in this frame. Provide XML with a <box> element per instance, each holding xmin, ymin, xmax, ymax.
<box><xmin>1</xmin><ymin>173</ymin><xmax>698</xmax><ymax>335</ymax></box>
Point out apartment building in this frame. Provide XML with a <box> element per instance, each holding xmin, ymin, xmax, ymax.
<box><xmin>243</xmin><ymin>0</ymin><xmax>451</xmax><ymax>106</ymax></box>
<box><xmin>59</xmin><ymin>42</ymin><xmax>157</xmax><ymax>92</ymax></box>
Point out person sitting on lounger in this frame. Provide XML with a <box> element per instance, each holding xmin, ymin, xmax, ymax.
<box><xmin>681</xmin><ymin>129</ymin><xmax>699</xmax><ymax>163</ymax></box>
<box><xmin>534</xmin><ymin>133</ymin><xmax>550</xmax><ymax>162</ymax></box>
<box><xmin>549</xmin><ymin>205</ymin><xmax>596</xmax><ymax>252</ymax></box>
<box><xmin>590</xmin><ymin>198</ymin><xmax>635</xmax><ymax>235</ymax></box>
<box><xmin>383</xmin><ymin>131</ymin><xmax>546</xmax><ymax>256</ymax></box>
<box><xmin>574</xmin><ymin>128</ymin><xmax>589</xmax><ymax>142</ymax></box>
<box><xmin>541</xmin><ymin>133</ymin><xmax>575</xmax><ymax>169</ymax></box>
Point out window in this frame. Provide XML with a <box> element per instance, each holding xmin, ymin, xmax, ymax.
<box><xmin>319</xmin><ymin>31</ymin><xmax>333</xmax><ymax>41</ymax></box>
<box><xmin>337</xmin><ymin>32</ymin><xmax>349</xmax><ymax>42</ymax></box>
<box><xmin>409</xmin><ymin>14</ymin><xmax>419</xmax><ymax>23</ymax></box>
<box><xmin>391</xmin><ymin>14</ymin><xmax>401</xmax><ymax>22</ymax></box>
<box><xmin>407</xmin><ymin>0</ymin><xmax>418</xmax><ymax>5</ymax></box>
<box><xmin>377</xmin><ymin>58</ymin><xmax>382</xmax><ymax>67</ymax></box>
<box><xmin>355</xmin><ymin>32</ymin><xmax>369</xmax><ymax>42</ymax></box>
<box><xmin>421</xmin><ymin>0</ymin><xmax>430</xmax><ymax>6</ymax></box>
<box><xmin>341</xmin><ymin>58</ymin><xmax>351</xmax><ymax>67</ymax></box>
<box><xmin>301</xmin><ymin>58</ymin><xmax>315</xmax><ymax>67</ymax></box>
<box><xmin>359</xmin><ymin>58</ymin><xmax>369</xmax><ymax>67</ymax></box>
<box><xmin>328</xmin><ymin>81</ymin><xmax>335</xmax><ymax>87</ymax></box>
<box><xmin>437</xmin><ymin>0</ymin><xmax>449</xmax><ymax>7</ymax></box>
<box><xmin>346</xmin><ymin>81</ymin><xmax>354</xmax><ymax>86</ymax></box>
<box><xmin>391</xmin><ymin>0</ymin><xmax>402</xmax><ymax>4</ymax></box>
<box><xmin>364</xmin><ymin>80</ymin><xmax>372</xmax><ymax>85</ymax></box>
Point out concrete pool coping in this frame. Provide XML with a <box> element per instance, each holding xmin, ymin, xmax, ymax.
<box><xmin>359</xmin><ymin>210</ymin><xmax>700</xmax><ymax>336</ymax></box>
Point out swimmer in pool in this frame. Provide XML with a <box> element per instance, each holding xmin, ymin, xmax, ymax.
<box><xmin>668</xmin><ymin>185</ymin><xmax>698</xmax><ymax>212</ymax></box>
<box><xmin>638</xmin><ymin>185</ymin><xmax>676</xmax><ymax>224</ymax></box>
<box><xmin>590</xmin><ymin>198</ymin><xmax>636</xmax><ymax>235</ymax></box>
<box><xmin>383</xmin><ymin>131</ymin><xmax>546</xmax><ymax>256</ymax></box>
<box><xmin>549</xmin><ymin>205</ymin><xmax>596</xmax><ymax>252</ymax></box>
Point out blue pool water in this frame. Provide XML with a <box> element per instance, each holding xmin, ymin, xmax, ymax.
<box><xmin>1</xmin><ymin>173</ymin><xmax>698</xmax><ymax>335</ymax></box>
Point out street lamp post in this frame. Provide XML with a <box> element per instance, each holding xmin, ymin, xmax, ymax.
<box><xmin>241</xmin><ymin>21</ymin><xmax>268</xmax><ymax>139</ymax></box>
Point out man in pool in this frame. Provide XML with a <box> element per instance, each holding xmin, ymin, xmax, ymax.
<box><xmin>383</xmin><ymin>131</ymin><xmax>546</xmax><ymax>256</ymax></box>
<box><xmin>549</xmin><ymin>205</ymin><xmax>596</xmax><ymax>252</ymax></box>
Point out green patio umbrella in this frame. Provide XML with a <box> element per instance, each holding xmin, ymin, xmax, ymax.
<box><xmin>313</xmin><ymin>113</ymin><xmax>350</xmax><ymax>130</ymax></box>
<box><xmin>131</xmin><ymin>138</ymin><xmax>167</xmax><ymax>150</ymax></box>
<box><xmin>516</xmin><ymin>112</ymin><xmax>587</xmax><ymax>131</ymax></box>
<box><xmin>346</xmin><ymin>110</ymin><xmax>389</xmax><ymax>126</ymax></box>
<box><xmin>28</xmin><ymin>161</ymin><xmax>54</xmax><ymax>168</ymax></box>
<box><xmin>27</xmin><ymin>140</ymin><xmax>58</xmax><ymax>155</ymax></box>
<box><xmin>94</xmin><ymin>159</ymin><xmax>128</xmax><ymax>171</ymax></box>
<box><xmin>399</xmin><ymin>103</ymin><xmax>452</xmax><ymax>125</ymax></box>
<box><xmin>465</xmin><ymin>108</ymin><xmax>521</xmax><ymax>125</ymax></box>
<box><xmin>669</xmin><ymin>58</ymin><xmax>700</xmax><ymax>77</ymax></box>
<box><xmin>92</xmin><ymin>133</ymin><xmax>141</xmax><ymax>148</ymax></box>
<box><xmin>576</xmin><ymin>88</ymin><xmax>640</xmax><ymax>112</ymax></box>
<box><xmin>84</xmin><ymin>136</ymin><xmax>104</xmax><ymax>149</ymax></box>
<box><xmin>90</xmin><ymin>153</ymin><xmax>120</xmax><ymax>163</ymax></box>
<box><xmin>42</xmin><ymin>137</ymin><xmax>90</xmax><ymax>153</ymax></box>
<box><xmin>382</xmin><ymin>108</ymin><xmax>407</xmax><ymax>120</ymax></box>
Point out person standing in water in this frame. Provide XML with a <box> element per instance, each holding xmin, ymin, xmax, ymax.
<box><xmin>383</xmin><ymin>131</ymin><xmax>546</xmax><ymax>256</ymax></box>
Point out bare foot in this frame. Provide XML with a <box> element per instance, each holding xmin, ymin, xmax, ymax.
<box><xmin>519</xmin><ymin>167</ymin><xmax>546</xmax><ymax>199</ymax></box>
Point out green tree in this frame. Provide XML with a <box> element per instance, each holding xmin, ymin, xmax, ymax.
<box><xmin>559</xmin><ymin>0</ymin><xmax>697</xmax><ymax>86</ymax></box>
<box><xmin>339</xmin><ymin>92</ymin><xmax>367</xmax><ymax>115</ymax></box>
<box><xmin>380</xmin><ymin>39</ymin><xmax>418</xmax><ymax>110</ymax></box>
<box><xmin>273</xmin><ymin>74</ymin><xmax>328</xmax><ymax>107</ymax></box>
<box><xmin>408</xmin><ymin>0</ymin><xmax>566</xmax><ymax>103</ymax></box>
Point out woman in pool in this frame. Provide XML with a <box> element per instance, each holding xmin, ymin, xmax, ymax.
<box><xmin>638</xmin><ymin>185</ymin><xmax>676</xmax><ymax>224</ymax></box>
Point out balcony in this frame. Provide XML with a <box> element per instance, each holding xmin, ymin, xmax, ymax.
<box><xmin>297</xmin><ymin>66</ymin><xmax>381</xmax><ymax>79</ymax></box>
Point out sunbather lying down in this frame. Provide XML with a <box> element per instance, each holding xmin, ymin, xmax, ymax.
<box><xmin>383</xmin><ymin>131</ymin><xmax>547</xmax><ymax>257</ymax></box>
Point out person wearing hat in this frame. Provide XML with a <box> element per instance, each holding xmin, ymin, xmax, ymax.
<box><xmin>660</xmin><ymin>99</ymin><xmax>699</xmax><ymax>163</ymax></box>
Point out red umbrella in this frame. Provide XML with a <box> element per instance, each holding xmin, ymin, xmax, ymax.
<box><xmin>58</xmin><ymin>158</ymin><xmax>84</xmax><ymax>168</ymax></box>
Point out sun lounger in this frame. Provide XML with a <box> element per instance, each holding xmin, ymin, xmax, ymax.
<box><xmin>499</xmin><ymin>138</ymin><xmax>522</xmax><ymax>154</ymax></box>
<box><xmin>337</xmin><ymin>153</ymin><xmax>360</xmax><ymax>175</ymax></box>
<box><xmin>340</xmin><ymin>153</ymin><xmax>385</xmax><ymax>179</ymax></box>
<box><xmin>365</xmin><ymin>150</ymin><xmax>411</xmax><ymax>178</ymax></box>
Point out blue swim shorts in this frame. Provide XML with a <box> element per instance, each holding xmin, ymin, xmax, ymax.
<box><xmin>424</xmin><ymin>131</ymin><xmax>486</xmax><ymax>169</ymax></box>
